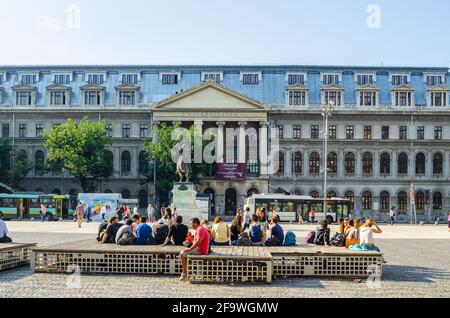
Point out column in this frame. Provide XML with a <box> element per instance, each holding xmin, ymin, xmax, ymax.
<box><xmin>152</xmin><ymin>121</ymin><xmax>160</xmax><ymax>144</ymax></box>
<box><xmin>426</xmin><ymin>152</ymin><xmax>433</xmax><ymax>178</ymax></box>
<box><xmin>445</xmin><ymin>151</ymin><xmax>450</xmax><ymax>178</ymax></box>
<box><xmin>356</xmin><ymin>151</ymin><xmax>362</xmax><ymax>176</ymax></box>
<box><xmin>409</xmin><ymin>150</ymin><xmax>415</xmax><ymax>179</ymax></box>
<box><xmin>216</xmin><ymin>122</ymin><xmax>225</xmax><ymax>164</ymax></box>
<box><xmin>114</xmin><ymin>147</ymin><xmax>120</xmax><ymax>177</ymax></box>
<box><xmin>259</xmin><ymin>122</ymin><xmax>269</xmax><ymax>176</ymax></box>
<box><xmin>285</xmin><ymin>149</ymin><xmax>292</xmax><ymax>178</ymax></box>
<box><xmin>238</xmin><ymin>122</ymin><xmax>247</xmax><ymax>164</ymax></box>
<box><xmin>304</xmin><ymin>150</ymin><xmax>309</xmax><ymax>178</ymax></box>
<box><xmin>374</xmin><ymin>150</ymin><xmax>380</xmax><ymax>177</ymax></box>
<box><xmin>131</xmin><ymin>148</ymin><xmax>138</xmax><ymax>177</ymax></box>
<box><xmin>338</xmin><ymin>150</ymin><xmax>345</xmax><ymax>177</ymax></box>
<box><xmin>392</xmin><ymin>150</ymin><xmax>398</xmax><ymax>178</ymax></box>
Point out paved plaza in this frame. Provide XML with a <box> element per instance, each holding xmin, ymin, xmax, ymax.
<box><xmin>1</xmin><ymin>222</ymin><xmax>449</xmax><ymax>298</ymax></box>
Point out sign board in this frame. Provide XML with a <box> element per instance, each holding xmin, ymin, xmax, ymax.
<box><xmin>196</xmin><ymin>194</ymin><xmax>211</xmax><ymax>221</ymax></box>
<box><xmin>78</xmin><ymin>193</ymin><xmax>122</xmax><ymax>222</ymax></box>
<box><xmin>215</xmin><ymin>163</ymin><xmax>246</xmax><ymax>181</ymax></box>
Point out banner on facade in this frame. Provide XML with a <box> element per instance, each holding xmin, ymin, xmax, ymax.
<box><xmin>215</xmin><ymin>163</ymin><xmax>246</xmax><ymax>181</ymax></box>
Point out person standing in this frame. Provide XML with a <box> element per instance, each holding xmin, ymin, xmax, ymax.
<box><xmin>40</xmin><ymin>203</ymin><xmax>47</xmax><ymax>222</ymax></box>
<box><xmin>100</xmin><ymin>205</ymin><xmax>107</xmax><ymax>221</ymax></box>
<box><xmin>389</xmin><ymin>207</ymin><xmax>396</xmax><ymax>226</ymax></box>
<box><xmin>75</xmin><ymin>202</ymin><xmax>84</xmax><ymax>228</ymax></box>
<box><xmin>243</xmin><ymin>207</ymin><xmax>251</xmax><ymax>231</ymax></box>
<box><xmin>133</xmin><ymin>206</ymin><xmax>139</xmax><ymax>216</ymax></box>
<box><xmin>146</xmin><ymin>204</ymin><xmax>155</xmax><ymax>222</ymax></box>
<box><xmin>310</xmin><ymin>209</ymin><xmax>316</xmax><ymax>225</ymax></box>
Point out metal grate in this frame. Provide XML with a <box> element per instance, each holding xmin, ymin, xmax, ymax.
<box><xmin>272</xmin><ymin>255</ymin><xmax>383</xmax><ymax>278</ymax></box>
<box><xmin>0</xmin><ymin>244</ymin><xmax>35</xmax><ymax>271</ymax></box>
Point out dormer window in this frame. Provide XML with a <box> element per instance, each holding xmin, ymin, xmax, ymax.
<box><xmin>0</xmin><ymin>72</ymin><xmax>5</xmax><ymax>84</ymax></box>
<box><xmin>121</xmin><ymin>73</ymin><xmax>139</xmax><ymax>85</ymax></box>
<box><xmin>160</xmin><ymin>72</ymin><xmax>180</xmax><ymax>85</ymax></box>
<box><xmin>81</xmin><ymin>84</ymin><xmax>105</xmax><ymax>106</ymax></box>
<box><xmin>12</xmin><ymin>85</ymin><xmax>37</xmax><ymax>106</ymax></box>
<box><xmin>46</xmin><ymin>84</ymin><xmax>71</xmax><ymax>106</ymax></box>
<box><xmin>286</xmin><ymin>84</ymin><xmax>309</xmax><ymax>107</ymax></box>
<box><xmin>286</xmin><ymin>73</ymin><xmax>306</xmax><ymax>85</ymax></box>
<box><xmin>321</xmin><ymin>84</ymin><xmax>344</xmax><ymax>106</ymax></box>
<box><xmin>425</xmin><ymin>75</ymin><xmax>444</xmax><ymax>86</ymax></box>
<box><xmin>240</xmin><ymin>72</ymin><xmax>261</xmax><ymax>85</ymax></box>
<box><xmin>391</xmin><ymin>74</ymin><xmax>410</xmax><ymax>85</ymax></box>
<box><xmin>202</xmin><ymin>72</ymin><xmax>223</xmax><ymax>83</ymax></box>
<box><xmin>52</xmin><ymin>73</ymin><xmax>72</xmax><ymax>85</ymax></box>
<box><xmin>356</xmin><ymin>84</ymin><xmax>379</xmax><ymax>107</ymax></box>
<box><xmin>20</xmin><ymin>74</ymin><xmax>38</xmax><ymax>85</ymax></box>
<box><xmin>86</xmin><ymin>73</ymin><xmax>106</xmax><ymax>85</ymax></box>
<box><xmin>322</xmin><ymin>73</ymin><xmax>340</xmax><ymax>85</ymax></box>
<box><xmin>427</xmin><ymin>85</ymin><xmax>449</xmax><ymax>107</ymax></box>
<box><xmin>391</xmin><ymin>85</ymin><xmax>414</xmax><ymax>107</ymax></box>
<box><xmin>116</xmin><ymin>83</ymin><xmax>140</xmax><ymax>106</ymax></box>
<box><xmin>356</xmin><ymin>74</ymin><xmax>375</xmax><ymax>85</ymax></box>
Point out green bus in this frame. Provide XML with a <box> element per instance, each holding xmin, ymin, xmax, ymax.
<box><xmin>0</xmin><ymin>193</ymin><xmax>74</xmax><ymax>220</ymax></box>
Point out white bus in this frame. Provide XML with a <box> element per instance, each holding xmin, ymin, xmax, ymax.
<box><xmin>244</xmin><ymin>194</ymin><xmax>351</xmax><ymax>223</ymax></box>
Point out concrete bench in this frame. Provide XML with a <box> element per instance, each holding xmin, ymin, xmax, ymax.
<box><xmin>0</xmin><ymin>243</ymin><xmax>37</xmax><ymax>271</ymax></box>
<box><xmin>267</xmin><ymin>245</ymin><xmax>384</xmax><ymax>278</ymax></box>
<box><xmin>188</xmin><ymin>246</ymin><xmax>273</xmax><ymax>284</ymax></box>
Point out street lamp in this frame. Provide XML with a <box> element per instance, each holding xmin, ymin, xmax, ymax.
<box><xmin>321</xmin><ymin>101</ymin><xmax>335</xmax><ymax>217</ymax></box>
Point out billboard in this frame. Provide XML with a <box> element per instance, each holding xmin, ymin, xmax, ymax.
<box><xmin>215</xmin><ymin>163</ymin><xmax>246</xmax><ymax>181</ymax></box>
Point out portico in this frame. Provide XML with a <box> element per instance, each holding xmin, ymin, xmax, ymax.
<box><xmin>152</xmin><ymin>81</ymin><xmax>270</xmax><ymax>218</ymax></box>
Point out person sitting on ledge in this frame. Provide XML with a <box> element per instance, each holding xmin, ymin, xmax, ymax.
<box><xmin>211</xmin><ymin>216</ymin><xmax>230</xmax><ymax>246</ymax></box>
<box><xmin>265</xmin><ymin>217</ymin><xmax>284</xmax><ymax>246</ymax></box>
<box><xmin>229</xmin><ymin>214</ymin><xmax>243</xmax><ymax>245</ymax></box>
<box><xmin>163</xmin><ymin>215</ymin><xmax>189</xmax><ymax>246</ymax></box>
<box><xmin>314</xmin><ymin>220</ymin><xmax>331</xmax><ymax>247</ymax></box>
<box><xmin>97</xmin><ymin>219</ymin><xmax>108</xmax><ymax>242</ymax></box>
<box><xmin>99</xmin><ymin>216</ymin><xmax>123</xmax><ymax>244</ymax></box>
<box><xmin>247</xmin><ymin>214</ymin><xmax>266</xmax><ymax>246</ymax></box>
<box><xmin>116</xmin><ymin>219</ymin><xmax>135</xmax><ymax>245</ymax></box>
<box><xmin>0</xmin><ymin>218</ymin><xmax>12</xmax><ymax>243</ymax></box>
<box><xmin>135</xmin><ymin>216</ymin><xmax>152</xmax><ymax>245</ymax></box>
<box><xmin>179</xmin><ymin>218</ymin><xmax>211</xmax><ymax>281</ymax></box>
<box><xmin>358</xmin><ymin>219</ymin><xmax>382</xmax><ymax>251</ymax></box>
<box><xmin>153</xmin><ymin>219</ymin><xmax>169</xmax><ymax>245</ymax></box>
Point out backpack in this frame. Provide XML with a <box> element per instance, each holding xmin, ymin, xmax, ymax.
<box><xmin>283</xmin><ymin>231</ymin><xmax>297</xmax><ymax>246</ymax></box>
<box><xmin>314</xmin><ymin>229</ymin><xmax>329</xmax><ymax>246</ymax></box>
<box><xmin>236</xmin><ymin>232</ymin><xmax>251</xmax><ymax>246</ymax></box>
<box><xmin>330</xmin><ymin>233</ymin><xmax>346</xmax><ymax>247</ymax></box>
<box><xmin>305</xmin><ymin>231</ymin><xmax>316</xmax><ymax>244</ymax></box>
<box><xmin>264</xmin><ymin>237</ymin><xmax>281</xmax><ymax>247</ymax></box>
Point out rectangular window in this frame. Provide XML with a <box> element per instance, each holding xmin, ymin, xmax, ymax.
<box><xmin>21</xmin><ymin>74</ymin><xmax>37</xmax><ymax>85</ymax></box>
<box><xmin>293</xmin><ymin>125</ymin><xmax>301</xmax><ymax>139</ymax></box>
<box><xmin>323</xmin><ymin>74</ymin><xmax>340</xmax><ymax>85</ymax></box>
<box><xmin>275</xmin><ymin>125</ymin><xmax>284</xmax><ymax>139</ymax></box>
<box><xmin>395</xmin><ymin>91</ymin><xmax>412</xmax><ymax>106</ymax></box>
<box><xmin>19</xmin><ymin>124</ymin><xmax>27</xmax><ymax>138</ymax></box>
<box><xmin>426</xmin><ymin>76</ymin><xmax>443</xmax><ymax>86</ymax></box>
<box><xmin>328</xmin><ymin>125</ymin><xmax>336</xmax><ymax>139</ymax></box>
<box><xmin>364</xmin><ymin>126</ymin><xmax>372</xmax><ymax>140</ymax></box>
<box><xmin>434</xmin><ymin>126</ymin><xmax>442</xmax><ymax>140</ymax></box>
<box><xmin>162</xmin><ymin>74</ymin><xmax>179</xmax><ymax>85</ymax></box>
<box><xmin>121</xmin><ymin>74</ymin><xmax>139</xmax><ymax>84</ymax></box>
<box><xmin>288</xmin><ymin>74</ymin><xmax>305</xmax><ymax>85</ymax></box>
<box><xmin>324</xmin><ymin>91</ymin><xmax>342</xmax><ymax>106</ymax></box>
<box><xmin>16</xmin><ymin>91</ymin><xmax>33</xmax><ymax>106</ymax></box>
<box><xmin>50</xmin><ymin>91</ymin><xmax>67</xmax><ymax>105</ymax></box>
<box><xmin>288</xmin><ymin>90</ymin><xmax>306</xmax><ymax>106</ymax></box>
<box><xmin>87</xmin><ymin>74</ymin><xmax>104</xmax><ymax>85</ymax></box>
<box><xmin>360</xmin><ymin>91</ymin><xmax>377</xmax><ymax>106</ymax></box>
<box><xmin>105</xmin><ymin>124</ymin><xmax>113</xmax><ymax>138</ymax></box>
<box><xmin>119</xmin><ymin>91</ymin><xmax>136</xmax><ymax>105</ymax></box>
<box><xmin>242</xmin><ymin>73</ymin><xmax>259</xmax><ymax>85</ymax></box>
<box><xmin>311</xmin><ymin>125</ymin><xmax>319</xmax><ymax>139</ymax></box>
<box><xmin>2</xmin><ymin>124</ymin><xmax>10</xmax><ymax>138</ymax></box>
<box><xmin>399</xmin><ymin>126</ymin><xmax>408</xmax><ymax>140</ymax></box>
<box><xmin>357</xmin><ymin>74</ymin><xmax>374</xmax><ymax>85</ymax></box>
<box><xmin>382</xmin><ymin>126</ymin><xmax>390</xmax><ymax>140</ymax></box>
<box><xmin>0</xmin><ymin>74</ymin><xmax>4</xmax><ymax>84</ymax></box>
<box><xmin>417</xmin><ymin>126</ymin><xmax>425</xmax><ymax>140</ymax></box>
<box><xmin>53</xmin><ymin>74</ymin><xmax>71</xmax><ymax>84</ymax></box>
<box><xmin>35</xmin><ymin>124</ymin><xmax>44</xmax><ymax>137</ymax></box>
<box><xmin>140</xmin><ymin>124</ymin><xmax>148</xmax><ymax>139</ymax></box>
<box><xmin>203</xmin><ymin>73</ymin><xmax>222</xmax><ymax>83</ymax></box>
<box><xmin>430</xmin><ymin>92</ymin><xmax>447</xmax><ymax>107</ymax></box>
<box><xmin>84</xmin><ymin>91</ymin><xmax>101</xmax><ymax>105</ymax></box>
<box><xmin>122</xmin><ymin>124</ymin><xmax>131</xmax><ymax>138</ymax></box>
<box><xmin>346</xmin><ymin>126</ymin><xmax>355</xmax><ymax>139</ymax></box>
<box><xmin>392</xmin><ymin>75</ymin><xmax>408</xmax><ymax>85</ymax></box>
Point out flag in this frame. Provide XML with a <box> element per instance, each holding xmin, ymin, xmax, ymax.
<box><xmin>409</xmin><ymin>183</ymin><xmax>415</xmax><ymax>205</ymax></box>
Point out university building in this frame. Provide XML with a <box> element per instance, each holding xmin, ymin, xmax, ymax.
<box><xmin>0</xmin><ymin>65</ymin><xmax>449</xmax><ymax>222</ymax></box>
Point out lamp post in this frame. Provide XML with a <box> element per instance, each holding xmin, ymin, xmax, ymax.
<box><xmin>321</xmin><ymin>101</ymin><xmax>335</xmax><ymax>216</ymax></box>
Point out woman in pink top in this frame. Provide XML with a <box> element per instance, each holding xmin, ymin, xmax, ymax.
<box><xmin>310</xmin><ymin>210</ymin><xmax>316</xmax><ymax>224</ymax></box>
<box><xmin>40</xmin><ymin>204</ymin><xmax>47</xmax><ymax>222</ymax></box>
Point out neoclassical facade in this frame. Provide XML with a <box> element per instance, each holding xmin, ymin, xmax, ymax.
<box><xmin>0</xmin><ymin>65</ymin><xmax>449</xmax><ymax>222</ymax></box>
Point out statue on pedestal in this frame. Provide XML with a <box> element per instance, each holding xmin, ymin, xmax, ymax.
<box><xmin>176</xmin><ymin>148</ymin><xmax>192</xmax><ymax>183</ymax></box>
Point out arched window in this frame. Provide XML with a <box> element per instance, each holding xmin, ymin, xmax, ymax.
<box><xmin>380</xmin><ymin>191</ymin><xmax>390</xmax><ymax>211</ymax></box>
<box><xmin>327</xmin><ymin>152</ymin><xmax>338</xmax><ymax>174</ymax></box>
<box><xmin>433</xmin><ymin>153</ymin><xmax>443</xmax><ymax>175</ymax></box>
<box><xmin>309</xmin><ymin>191</ymin><xmax>319</xmax><ymax>198</ymax></box>
<box><xmin>398</xmin><ymin>153</ymin><xmax>408</xmax><ymax>175</ymax></box>
<box><xmin>293</xmin><ymin>152</ymin><xmax>302</xmax><ymax>175</ymax></box>
<box><xmin>416</xmin><ymin>153</ymin><xmax>426</xmax><ymax>175</ymax></box>
<box><xmin>398</xmin><ymin>191</ymin><xmax>407</xmax><ymax>211</ymax></box>
<box><xmin>362</xmin><ymin>191</ymin><xmax>372</xmax><ymax>210</ymax></box>
<box><xmin>327</xmin><ymin>191</ymin><xmax>337</xmax><ymax>199</ymax></box>
<box><xmin>433</xmin><ymin>192</ymin><xmax>442</xmax><ymax>211</ymax></box>
<box><xmin>309</xmin><ymin>152</ymin><xmax>320</xmax><ymax>174</ymax></box>
<box><xmin>225</xmin><ymin>188</ymin><xmax>237</xmax><ymax>216</ymax></box>
<box><xmin>121</xmin><ymin>189</ymin><xmax>131</xmax><ymax>199</ymax></box>
<box><xmin>344</xmin><ymin>191</ymin><xmax>355</xmax><ymax>210</ymax></box>
<box><xmin>121</xmin><ymin>151</ymin><xmax>131</xmax><ymax>175</ymax></box>
<box><xmin>138</xmin><ymin>190</ymin><xmax>148</xmax><ymax>209</ymax></box>
<box><xmin>103</xmin><ymin>150</ymin><xmax>114</xmax><ymax>176</ymax></box>
<box><xmin>362</xmin><ymin>152</ymin><xmax>373</xmax><ymax>175</ymax></box>
<box><xmin>275</xmin><ymin>152</ymin><xmax>285</xmax><ymax>175</ymax></box>
<box><xmin>139</xmin><ymin>151</ymin><xmax>149</xmax><ymax>175</ymax></box>
<box><xmin>34</xmin><ymin>150</ymin><xmax>45</xmax><ymax>176</ymax></box>
<box><xmin>345</xmin><ymin>153</ymin><xmax>355</xmax><ymax>174</ymax></box>
<box><xmin>247</xmin><ymin>188</ymin><xmax>259</xmax><ymax>198</ymax></box>
<box><xmin>415</xmin><ymin>191</ymin><xmax>425</xmax><ymax>210</ymax></box>
<box><xmin>380</xmin><ymin>153</ymin><xmax>391</xmax><ymax>174</ymax></box>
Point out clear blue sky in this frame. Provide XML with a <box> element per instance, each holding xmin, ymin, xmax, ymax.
<box><xmin>0</xmin><ymin>0</ymin><xmax>449</xmax><ymax>67</ymax></box>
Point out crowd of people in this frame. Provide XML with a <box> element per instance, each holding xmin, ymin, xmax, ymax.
<box><xmin>308</xmin><ymin>217</ymin><xmax>383</xmax><ymax>251</ymax></box>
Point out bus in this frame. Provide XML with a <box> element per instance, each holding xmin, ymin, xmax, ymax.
<box><xmin>0</xmin><ymin>193</ymin><xmax>73</xmax><ymax>221</ymax></box>
<box><xmin>244</xmin><ymin>194</ymin><xmax>351</xmax><ymax>223</ymax></box>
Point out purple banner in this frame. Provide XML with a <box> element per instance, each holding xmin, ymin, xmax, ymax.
<box><xmin>215</xmin><ymin>163</ymin><xmax>246</xmax><ymax>181</ymax></box>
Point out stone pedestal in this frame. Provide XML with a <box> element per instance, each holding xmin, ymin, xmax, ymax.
<box><xmin>171</xmin><ymin>182</ymin><xmax>202</xmax><ymax>222</ymax></box>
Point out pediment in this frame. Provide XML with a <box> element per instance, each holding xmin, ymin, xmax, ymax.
<box><xmin>46</xmin><ymin>84</ymin><xmax>71</xmax><ymax>90</ymax></box>
<box><xmin>80</xmin><ymin>84</ymin><xmax>105</xmax><ymax>90</ymax></box>
<box><xmin>12</xmin><ymin>84</ymin><xmax>37</xmax><ymax>91</ymax></box>
<box><xmin>321</xmin><ymin>84</ymin><xmax>344</xmax><ymax>90</ymax></box>
<box><xmin>356</xmin><ymin>84</ymin><xmax>379</xmax><ymax>91</ymax></box>
<box><xmin>391</xmin><ymin>84</ymin><xmax>415</xmax><ymax>91</ymax></box>
<box><xmin>426</xmin><ymin>84</ymin><xmax>449</xmax><ymax>92</ymax></box>
<box><xmin>286</xmin><ymin>83</ymin><xmax>309</xmax><ymax>90</ymax></box>
<box><xmin>115</xmin><ymin>83</ymin><xmax>140</xmax><ymax>90</ymax></box>
<box><xmin>153</xmin><ymin>81</ymin><xmax>267</xmax><ymax>111</ymax></box>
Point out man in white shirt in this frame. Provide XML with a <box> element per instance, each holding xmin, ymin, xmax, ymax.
<box><xmin>133</xmin><ymin>206</ymin><xmax>139</xmax><ymax>216</ymax></box>
<box><xmin>0</xmin><ymin>219</ymin><xmax>12</xmax><ymax>243</ymax></box>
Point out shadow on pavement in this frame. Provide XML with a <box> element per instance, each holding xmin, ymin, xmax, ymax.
<box><xmin>382</xmin><ymin>264</ymin><xmax>450</xmax><ymax>283</ymax></box>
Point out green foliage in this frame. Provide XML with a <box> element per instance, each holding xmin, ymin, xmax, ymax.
<box><xmin>42</xmin><ymin>118</ymin><xmax>113</xmax><ymax>193</ymax></box>
<box><xmin>0</xmin><ymin>138</ymin><xmax>35</xmax><ymax>189</ymax></box>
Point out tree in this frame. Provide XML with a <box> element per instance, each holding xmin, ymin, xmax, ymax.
<box><xmin>143</xmin><ymin>123</ymin><xmax>214</xmax><ymax>206</ymax></box>
<box><xmin>42</xmin><ymin>118</ymin><xmax>114</xmax><ymax>193</ymax></box>
<box><xmin>0</xmin><ymin>138</ymin><xmax>35</xmax><ymax>190</ymax></box>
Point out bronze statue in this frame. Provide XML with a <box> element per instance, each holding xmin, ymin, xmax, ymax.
<box><xmin>176</xmin><ymin>148</ymin><xmax>192</xmax><ymax>183</ymax></box>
